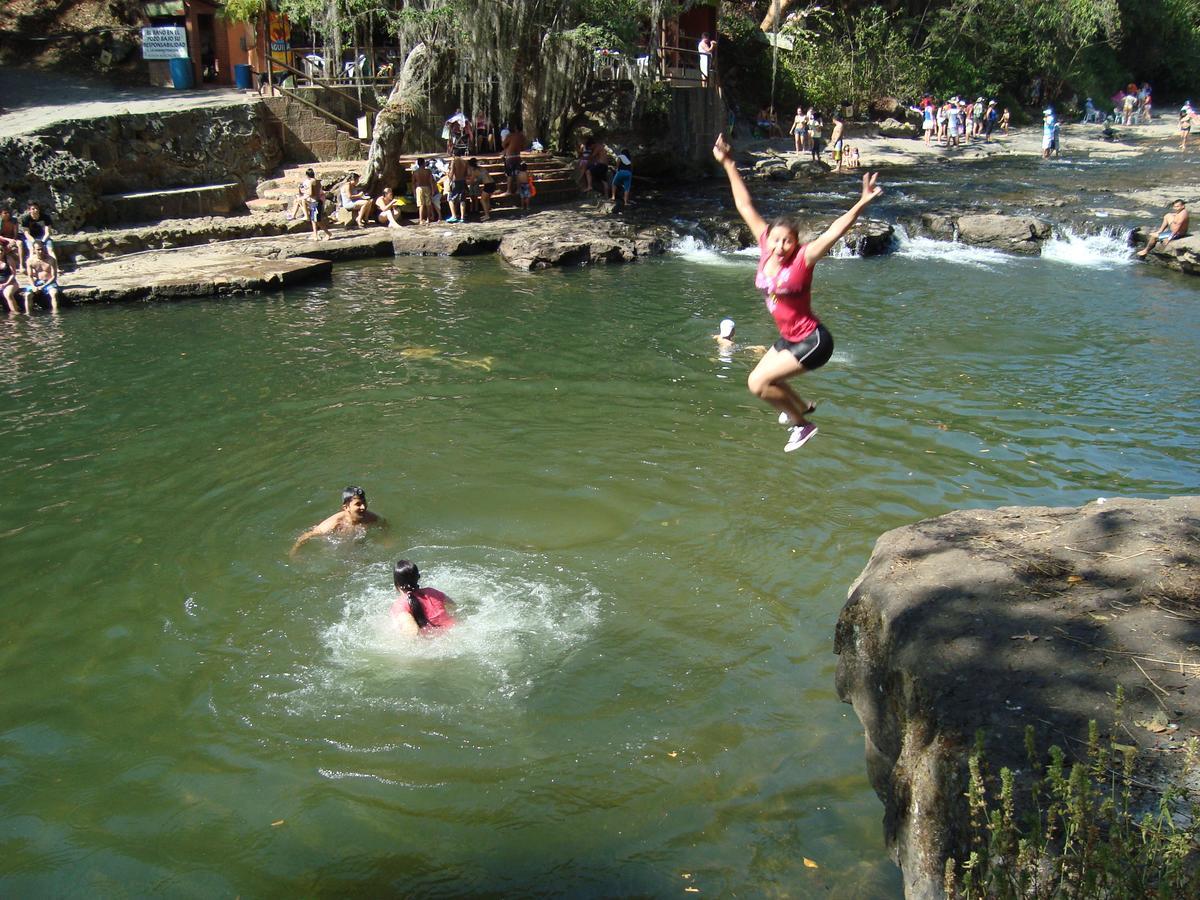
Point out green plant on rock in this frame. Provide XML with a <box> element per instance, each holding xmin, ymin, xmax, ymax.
<box><xmin>945</xmin><ymin>686</ymin><xmax>1200</xmax><ymax>899</ymax></box>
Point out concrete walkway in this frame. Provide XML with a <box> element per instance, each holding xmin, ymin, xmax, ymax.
<box><xmin>0</xmin><ymin>68</ymin><xmax>255</xmax><ymax>136</ymax></box>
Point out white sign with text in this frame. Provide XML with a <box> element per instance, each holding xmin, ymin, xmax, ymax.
<box><xmin>141</xmin><ymin>27</ymin><xmax>189</xmax><ymax>60</ymax></box>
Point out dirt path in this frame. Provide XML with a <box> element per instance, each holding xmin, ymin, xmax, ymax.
<box><xmin>0</xmin><ymin>68</ymin><xmax>254</xmax><ymax>136</ymax></box>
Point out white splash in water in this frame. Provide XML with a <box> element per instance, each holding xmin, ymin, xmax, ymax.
<box><xmin>279</xmin><ymin>551</ymin><xmax>604</xmax><ymax>717</ymax></box>
<box><xmin>1040</xmin><ymin>226</ymin><xmax>1134</xmax><ymax>269</ymax></box>
<box><xmin>892</xmin><ymin>226</ymin><xmax>1013</xmax><ymax>269</ymax></box>
<box><xmin>671</xmin><ymin>235</ymin><xmax>755</xmax><ymax>266</ymax></box>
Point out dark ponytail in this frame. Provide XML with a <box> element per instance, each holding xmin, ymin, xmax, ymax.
<box><xmin>393</xmin><ymin>559</ymin><xmax>428</xmax><ymax>627</ymax></box>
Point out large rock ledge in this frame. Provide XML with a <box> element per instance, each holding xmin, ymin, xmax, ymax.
<box><xmin>834</xmin><ymin>497</ymin><xmax>1200</xmax><ymax>899</ymax></box>
<box><xmin>1130</xmin><ymin>229</ymin><xmax>1200</xmax><ymax>275</ymax></box>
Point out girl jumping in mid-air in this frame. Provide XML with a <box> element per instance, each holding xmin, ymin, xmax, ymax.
<box><xmin>712</xmin><ymin>133</ymin><xmax>883</xmax><ymax>452</ymax></box>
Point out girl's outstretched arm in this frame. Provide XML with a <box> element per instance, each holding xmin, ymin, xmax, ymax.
<box><xmin>713</xmin><ymin>134</ymin><xmax>768</xmax><ymax>240</ymax></box>
<box><xmin>804</xmin><ymin>172</ymin><xmax>883</xmax><ymax>266</ymax></box>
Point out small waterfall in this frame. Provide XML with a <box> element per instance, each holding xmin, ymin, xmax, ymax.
<box><xmin>1040</xmin><ymin>226</ymin><xmax>1135</xmax><ymax>268</ymax></box>
<box><xmin>670</xmin><ymin>235</ymin><xmax>756</xmax><ymax>266</ymax></box>
<box><xmin>891</xmin><ymin>224</ymin><xmax>1013</xmax><ymax>268</ymax></box>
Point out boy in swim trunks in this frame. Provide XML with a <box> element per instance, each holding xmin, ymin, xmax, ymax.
<box><xmin>1137</xmin><ymin>199</ymin><xmax>1189</xmax><ymax>257</ymax></box>
<box><xmin>713</xmin><ymin>132</ymin><xmax>883</xmax><ymax>452</ymax></box>
<box><xmin>466</xmin><ymin>158</ymin><xmax>495</xmax><ymax>221</ymax></box>
<box><xmin>290</xmin><ymin>485</ymin><xmax>386</xmax><ymax>554</ymax></box>
<box><xmin>516</xmin><ymin>163</ymin><xmax>533</xmax><ymax>211</ymax></box>
<box><xmin>446</xmin><ymin>148</ymin><xmax>469</xmax><ymax>223</ymax></box>
<box><xmin>23</xmin><ymin>240</ymin><xmax>59</xmax><ymax>312</ymax></box>
<box><xmin>411</xmin><ymin>159</ymin><xmax>435</xmax><ymax>225</ymax></box>
<box><xmin>829</xmin><ymin>112</ymin><xmax>845</xmax><ymax>171</ymax></box>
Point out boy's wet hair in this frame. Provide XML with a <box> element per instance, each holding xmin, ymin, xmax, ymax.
<box><xmin>468</xmin><ymin>158</ymin><xmax>478</xmax><ymax>167</ymax></box>
<box><xmin>341</xmin><ymin>485</ymin><xmax>367</xmax><ymax>506</ymax></box>
<box><xmin>769</xmin><ymin>215</ymin><xmax>803</xmax><ymax>239</ymax></box>
<box><xmin>305</xmin><ymin>168</ymin><xmax>315</xmax><ymax>178</ymax></box>
<box><xmin>393</xmin><ymin>558</ymin><xmax>420</xmax><ymax>591</ymax></box>
<box><xmin>1174</xmin><ymin>199</ymin><xmax>1186</xmax><ymax>207</ymax></box>
<box><xmin>416</xmin><ymin>157</ymin><xmax>426</xmax><ymax>168</ymax></box>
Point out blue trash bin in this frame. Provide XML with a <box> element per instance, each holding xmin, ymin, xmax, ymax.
<box><xmin>234</xmin><ymin>63</ymin><xmax>253</xmax><ymax>90</ymax></box>
<box><xmin>169</xmin><ymin>57</ymin><xmax>194</xmax><ymax>90</ymax></box>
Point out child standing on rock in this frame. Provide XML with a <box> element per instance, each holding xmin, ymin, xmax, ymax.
<box><xmin>712</xmin><ymin>133</ymin><xmax>883</xmax><ymax>452</ymax></box>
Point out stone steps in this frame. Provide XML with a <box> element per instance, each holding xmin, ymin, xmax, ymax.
<box><xmin>98</xmin><ymin>183</ymin><xmax>247</xmax><ymax>227</ymax></box>
<box><xmin>261</xmin><ymin>95</ymin><xmax>369</xmax><ymax>163</ymax></box>
<box><xmin>255</xmin><ymin>153</ymin><xmax>583</xmax><ymax>220</ymax></box>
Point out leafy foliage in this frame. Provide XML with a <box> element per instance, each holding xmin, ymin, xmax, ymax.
<box><xmin>779</xmin><ymin>7</ymin><xmax>927</xmax><ymax>111</ymax></box>
<box><xmin>919</xmin><ymin>0</ymin><xmax>1122</xmax><ymax>100</ymax></box>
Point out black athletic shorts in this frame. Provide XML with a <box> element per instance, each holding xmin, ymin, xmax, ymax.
<box><xmin>773</xmin><ymin>323</ymin><xmax>833</xmax><ymax>369</ymax></box>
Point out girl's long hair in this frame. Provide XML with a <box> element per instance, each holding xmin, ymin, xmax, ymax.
<box><xmin>393</xmin><ymin>559</ymin><xmax>429</xmax><ymax>627</ymax></box>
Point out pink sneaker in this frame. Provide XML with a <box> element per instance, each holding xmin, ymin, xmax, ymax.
<box><xmin>784</xmin><ymin>423</ymin><xmax>818</xmax><ymax>452</ymax></box>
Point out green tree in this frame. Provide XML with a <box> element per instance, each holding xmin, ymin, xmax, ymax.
<box><xmin>780</xmin><ymin>6</ymin><xmax>927</xmax><ymax>112</ymax></box>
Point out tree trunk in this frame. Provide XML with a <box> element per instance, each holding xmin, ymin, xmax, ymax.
<box><xmin>363</xmin><ymin>42</ymin><xmax>431</xmax><ymax>194</ymax></box>
<box><xmin>760</xmin><ymin>0</ymin><xmax>798</xmax><ymax>33</ymax></box>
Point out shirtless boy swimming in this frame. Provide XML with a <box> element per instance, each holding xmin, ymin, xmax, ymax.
<box><xmin>290</xmin><ymin>485</ymin><xmax>386</xmax><ymax>554</ymax></box>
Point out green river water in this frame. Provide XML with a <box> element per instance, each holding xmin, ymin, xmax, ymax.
<box><xmin>2</xmin><ymin>175</ymin><xmax>1200</xmax><ymax>896</ymax></box>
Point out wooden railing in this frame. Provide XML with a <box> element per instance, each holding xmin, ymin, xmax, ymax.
<box><xmin>590</xmin><ymin>42</ymin><xmax>716</xmax><ymax>88</ymax></box>
<box><xmin>268</xmin><ymin>55</ymin><xmax>382</xmax><ymax>115</ymax></box>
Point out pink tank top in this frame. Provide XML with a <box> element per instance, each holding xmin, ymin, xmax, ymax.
<box><xmin>754</xmin><ymin>232</ymin><xmax>818</xmax><ymax>342</ymax></box>
<box><xmin>413</xmin><ymin>587</ymin><xmax>455</xmax><ymax>629</ymax></box>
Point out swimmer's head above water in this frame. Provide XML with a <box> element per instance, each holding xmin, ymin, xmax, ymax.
<box><xmin>342</xmin><ymin>485</ymin><xmax>368</xmax><ymax>520</ymax></box>
<box><xmin>394</xmin><ymin>558</ymin><xmax>420</xmax><ymax>592</ymax></box>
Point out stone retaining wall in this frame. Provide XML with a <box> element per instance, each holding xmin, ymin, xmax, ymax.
<box><xmin>1</xmin><ymin>102</ymin><xmax>282</xmax><ymax>230</ymax></box>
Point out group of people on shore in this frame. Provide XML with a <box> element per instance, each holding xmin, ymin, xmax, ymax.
<box><xmin>291</xmin><ymin>486</ymin><xmax>456</xmax><ymax>636</ymax></box>
<box><xmin>577</xmin><ymin>137</ymin><xmax>635</xmax><ymax>210</ymax></box>
<box><xmin>288</xmin><ymin>122</ymin><xmax>536</xmax><ymax>236</ymax></box>
<box><xmin>787</xmin><ymin>108</ymin><xmax>859</xmax><ymax>171</ymax></box>
<box><xmin>0</xmin><ymin>201</ymin><xmax>61</xmax><ymax>313</ymax></box>
<box><xmin>915</xmin><ymin>95</ymin><xmax>1008</xmax><ymax>148</ymax></box>
<box><xmin>1113</xmin><ymin>83</ymin><xmax>1154</xmax><ymax>126</ymax></box>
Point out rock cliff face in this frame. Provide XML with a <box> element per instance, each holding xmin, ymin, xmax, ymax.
<box><xmin>834</xmin><ymin>497</ymin><xmax>1200</xmax><ymax>898</ymax></box>
<box><xmin>1</xmin><ymin>103</ymin><xmax>281</xmax><ymax>230</ymax></box>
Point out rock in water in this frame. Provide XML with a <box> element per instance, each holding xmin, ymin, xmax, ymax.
<box><xmin>497</xmin><ymin>210</ymin><xmax>668</xmax><ymax>270</ymax></box>
<box><xmin>955</xmin><ymin>214</ymin><xmax>1051</xmax><ymax>252</ymax></box>
<box><xmin>834</xmin><ymin>496</ymin><xmax>1200</xmax><ymax>898</ymax></box>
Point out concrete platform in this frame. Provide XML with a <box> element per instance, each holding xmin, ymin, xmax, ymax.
<box><xmin>58</xmin><ymin>249</ymin><xmax>333</xmax><ymax>303</ymax></box>
<box><xmin>49</xmin><ymin>206</ymin><xmax>668</xmax><ymax>306</ymax></box>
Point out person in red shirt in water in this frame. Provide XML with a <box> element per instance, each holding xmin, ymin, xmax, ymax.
<box><xmin>390</xmin><ymin>559</ymin><xmax>456</xmax><ymax>635</ymax></box>
<box><xmin>712</xmin><ymin>133</ymin><xmax>883</xmax><ymax>452</ymax></box>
